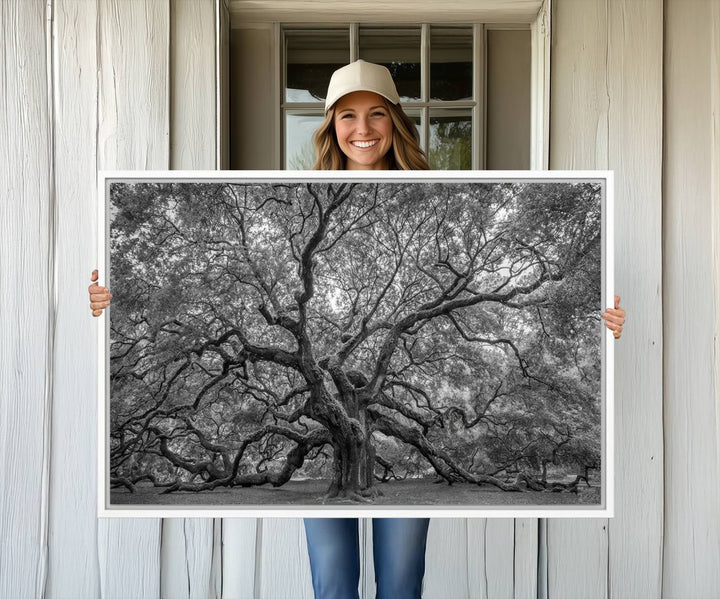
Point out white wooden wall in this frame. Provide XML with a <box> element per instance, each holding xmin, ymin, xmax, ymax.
<box><xmin>662</xmin><ymin>0</ymin><xmax>720</xmax><ymax>595</ymax></box>
<box><xmin>549</xmin><ymin>1</ymin><xmax>663</xmax><ymax>596</ymax></box>
<box><xmin>1</xmin><ymin>0</ymin><xmax>718</xmax><ymax>597</ymax></box>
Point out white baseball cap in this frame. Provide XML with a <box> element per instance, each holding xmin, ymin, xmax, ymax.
<box><xmin>324</xmin><ymin>59</ymin><xmax>400</xmax><ymax>112</ymax></box>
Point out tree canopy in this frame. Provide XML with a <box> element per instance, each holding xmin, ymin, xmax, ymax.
<box><xmin>108</xmin><ymin>180</ymin><xmax>602</xmax><ymax>501</ymax></box>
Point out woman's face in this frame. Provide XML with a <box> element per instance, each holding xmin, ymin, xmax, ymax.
<box><xmin>333</xmin><ymin>91</ymin><xmax>394</xmax><ymax>170</ymax></box>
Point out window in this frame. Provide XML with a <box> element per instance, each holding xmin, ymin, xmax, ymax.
<box><xmin>283</xmin><ymin>24</ymin><xmax>528</xmax><ymax>171</ymax></box>
<box><xmin>228</xmin><ymin>23</ymin><xmax>533</xmax><ymax>170</ymax></box>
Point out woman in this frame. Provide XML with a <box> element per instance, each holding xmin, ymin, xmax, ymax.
<box><xmin>88</xmin><ymin>60</ymin><xmax>626</xmax><ymax>599</ymax></box>
<box><xmin>301</xmin><ymin>60</ymin><xmax>434</xmax><ymax>599</ymax></box>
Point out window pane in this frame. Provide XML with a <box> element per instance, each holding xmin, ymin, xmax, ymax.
<box><xmin>285</xmin><ymin>112</ymin><xmax>324</xmax><ymax>169</ymax></box>
<box><xmin>359</xmin><ymin>27</ymin><xmax>421</xmax><ymax>102</ymax></box>
<box><xmin>430</xmin><ymin>27</ymin><xmax>473</xmax><ymax>101</ymax></box>
<box><xmin>286</xmin><ymin>30</ymin><xmax>349</xmax><ymax>103</ymax></box>
<box><xmin>429</xmin><ymin>109</ymin><xmax>472</xmax><ymax>170</ymax></box>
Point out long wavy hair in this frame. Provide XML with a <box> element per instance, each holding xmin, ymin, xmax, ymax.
<box><xmin>311</xmin><ymin>99</ymin><xmax>430</xmax><ymax>171</ymax></box>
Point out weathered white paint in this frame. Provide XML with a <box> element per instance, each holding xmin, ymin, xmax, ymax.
<box><xmin>47</xmin><ymin>1</ymin><xmax>101</xmax><ymax>597</ymax></box>
<box><xmin>548</xmin><ymin>2</ymin><xmax>664</xmax><ymax>598</ymax></box>
<box><xmin>514</xmin><ymin>518</ymin><xmax>540</xmax><ymax>598</ymax></box>
<box><xmin>475</xmin><ymin>519</ymin><xmax>516</xmax><ymax>598</ymax></box>
<box><xmin>713</xmin><ymin>12</ymin><xmax>720</xmax><ymax>583</ymax></box>
<box><xmin>228</xmin><ymin>0</ymin><xmax>543</xmax><ymax>24</ymax></box>
<box><xmin>0</xmin><ymin>1</ymin><xmax>52</xmax><ymax>598</ymax></box>
<box><xmin>221</xmin><ymin>519</ymin><xmax>258</xmax><ymax>598</ymax></box>
<box><xmin>259</xmin><ymin>518</ymin><xmax>315</xmax><ymax>597</ymax></box>
<box><xmin>663</xmin><ymin>0</ymin><xmax>720</xmax><ymax>595</ymax></box>
<box><xmin>424</xmin><ymin>519</ymin><xmax>471</xmax><ymax>598</ymax></box>
<box><xmin>96</xmin><ymin>0</ymin><xmax>169</xmax><ymax>595</ymax></box>
<box><xmin>605</xmin><ymin>1</ymin><xmax>664</xmax><ymax>596</ymax></box>
<box><xmin>170</xmin><ymin>0</ymin><xmax>217</xmax><ymax>171</ymax></box>
<box><xmin>547</xmin><ymin>3</ymin><xmax>610</xmax><ymax>593</ymax></box>
<box><xmin>208</xmin><ymin>519</ymin><xmax>223</xmax><ymax>598</ymax></box>
<box><xmin>163</xmin><ymin>2</ymin><xmax>219</xmax><ymax>598</ymax></box>
<box><xmin>161</xmin><ymin>519</ymin><xmax>216</xmax><ymax>599</ymax></box>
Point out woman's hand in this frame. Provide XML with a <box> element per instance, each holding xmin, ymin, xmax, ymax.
<box><xmin>602</xmin><ymin>294</ymin><xmax>625</xmax><ymax>339</ymax></box>
<box><xmin>89</xmin><ymin>269</ymin><xmax>112</xmax><ymax>317</ymax></box>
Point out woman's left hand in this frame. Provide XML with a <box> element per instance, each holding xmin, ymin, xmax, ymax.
<box><xmin>602</xmin><ymin>295</ymin><xmax>626</xmax><ymax>339</ymax></box>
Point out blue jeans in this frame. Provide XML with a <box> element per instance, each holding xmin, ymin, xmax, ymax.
<box><xmin>303</xmin><ymin>518</ymin><xmax>430</xmax><ymax>599</ymax></box>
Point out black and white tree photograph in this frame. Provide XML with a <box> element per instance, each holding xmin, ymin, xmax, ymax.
<box><xmin>102</xmin><ymin>175</ymin><xmax>609</xmax><ymax>513</ymax></box>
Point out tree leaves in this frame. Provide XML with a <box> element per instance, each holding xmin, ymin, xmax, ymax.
<box><xmin>109</xmin><ymin>181</ymin><xmax>602</xmax><ymax>491</ymax></box>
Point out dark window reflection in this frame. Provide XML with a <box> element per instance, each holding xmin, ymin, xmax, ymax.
<box><xmin>286</xmin><ymin>30</ymin><xmax>350</xmax><ymax>102</ymax></box>
<box><xmin>430</xmin><ymin>27</ymin><xmax>473</xmax><ymax>101</ymax></box>
<box><xmin>359</xmin><ymin>28</ymin><xmax>421</xmax><ymax>102</ymax></box>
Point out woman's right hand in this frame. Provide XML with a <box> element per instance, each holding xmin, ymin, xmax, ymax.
<box><xmin>89</xmin><ymin>269</ymin><xmax>113</xmax><ymax>317</ymax></box>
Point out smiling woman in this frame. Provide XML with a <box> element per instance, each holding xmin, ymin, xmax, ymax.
<box><xmin>310</xmin><ymin>60</ymin><xmax>430</xmax><ymax>171</ymax></box>
<box><xmin>301</xmin><ymin>59</ymin><xmax>432</xmax><ymax>599</ymax></box>
<box><xmin>333</xmin><ymin>91</ymin><xmax>394</xmax><ymax>170</ymax></box>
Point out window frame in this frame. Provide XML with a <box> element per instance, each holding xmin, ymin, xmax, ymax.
<box><xmin>268</xmin><ymin>1</ymin><xmax>551</xmax><ymax>171</ymax></box>
<box><xmin>281</xmin><ymin>23</ymin><xmax>489</xmax><ymax>170</ymax></box>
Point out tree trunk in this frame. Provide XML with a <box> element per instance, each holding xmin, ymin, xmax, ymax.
<box><xmin>323</xmin><ymin>406</ymin><xmax>382</xmax><ymax>502</ymax></box>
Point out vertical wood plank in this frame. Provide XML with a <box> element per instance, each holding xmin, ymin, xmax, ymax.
<box><xmin>606</xmin><ymin>1</ymin><xmax>664</xmax><ymax>597</ymax></box>
<box><xmin>258</xmin><ymin>518</ymin><xmax>314</xmax><ymax>598</ymax></box>
<box><xmin>513</xmin><ymin>519</ymin><xmax>538</xmax><ymax>599</ymax></box>
<box><xmin>97</xmin><ymin>523</ymin><xmax>162</xmax><ymax>599</ymax></box>
<box><xmin>536</xmin><ymin>519</ymin><xmax>547</xmax><ymax>599</ymax></box>
<box><xmin>550</xmin><ymin>0</ymin><xmax>609</xmax><ymax>170</ymax></box>
<box><xmin>546</xmin><ymin>522</ymin><xmax>607</xmax><ymax>598</ymax></box>
<box><xmin>547</xmin><ymin>1</ymin><xmax>609</xmax><ymax>595</ymax></box>
<box><xmin>466</xmin><ymin>520</ymin><xmax>485</xmax><ymax>599</ymax></box>
<box><xmin>487</xmin><ymin>520</ymin><xmax>516</xmax><ymax>597</ymax></box>
<box><xmin>161</xmin><ymin>519</ymin><xmax>215</xmax><ymax>599</ymax></box>
<box><xmin>663</xmin><ymin>0</ymin><xmax>720</xmax><ymax>595</ymax></box>
<box><xmin>424</xmin><ymin>519</ymin><xmax>469</xmax><ymax>599</ymax></box>
<box><xmin>466</xmin><ymin>519</ymin><xmax>515</xmax><ymax>598</ymax></box>
<box><xmin>550</xmin><ymin>0</ymin><xmax>666</xmax><ymax>595</ymax></box>
<box><xmin>96</xmin><ymin>0</ymin><xmax>169</xmax><ymax>170</ymax></box>
<box><xmin>208</xmin><ymin>519</ymin><xmax>223</xmax><ymax>599</ymax></box>
<box><xmin>162</xmin><ymin>1</ymin><xmax>218</xmax><ymax>597</ymax></box>
<box><xmin>0</xmin><ymin>1</ymin><xmax>52</xmax><ymax>598</ymax></box>
<box><xmin>169</xmin><ymin>0</ymin><xmax>216</xmax><ymax>171</ymax></box>
<box><xmin>96</xmin><ymin>1</ymin><xmax>169</xmax><ymax>595</ymax></box>
<box><xmin>47</xmin><ymin>0</ymin><xmax>101</xmax><ymax>596</ymax></box>
<box><xmin>222</xmin><ymin>519</ymin><xmax>258</xmax><ymax>598</ymax></box>
<box><xmin>712</xmin><ymin>9</ymin><xmax>720</xmax><ymax>568</ymax></box>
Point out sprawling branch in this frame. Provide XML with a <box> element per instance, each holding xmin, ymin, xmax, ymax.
<box><xmin>153</xmin><ymin>424</ymin><xmax>331</xmax><ymax>493</ymax></box>
<box><xmin>367</xmin><ymin>258</ymin><xmax>565</xmax><ymax>396</ymax></box>
<box><xmin>369</xmin><ymin>408</ymin><xmax>523</xmax><ymax>491</ymax></box>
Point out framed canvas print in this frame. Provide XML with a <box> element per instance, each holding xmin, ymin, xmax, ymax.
<box><xmin>97</xmin><ymin>170</ymin><xmax>613</xmax><ymax>518</ymax></box>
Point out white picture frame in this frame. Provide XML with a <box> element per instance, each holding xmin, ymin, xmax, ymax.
<box><xmin>97</xmin><ymin>170</ymin><xmax>613</xmax><ymax>519</ymax></box>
